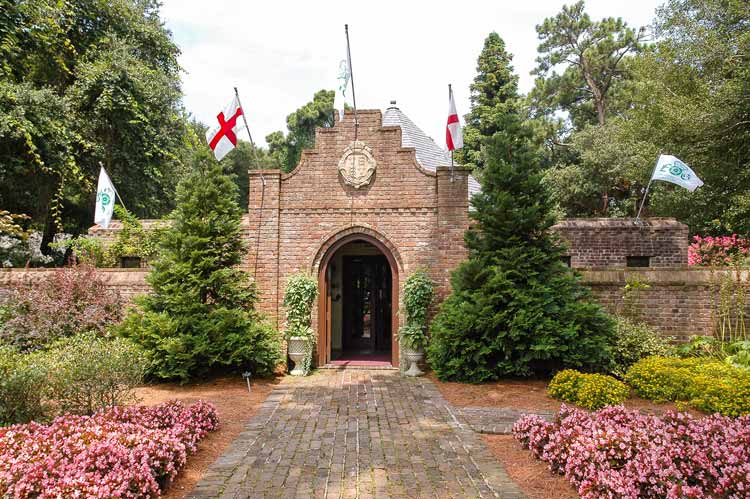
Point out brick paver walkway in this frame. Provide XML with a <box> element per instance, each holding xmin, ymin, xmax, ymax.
<box><xmin>457</xmin><ymin>407</ymin><xmax>555</xmax><ymax>435</ymax></box>
<box><xmin>188</xmin><ymin>370</ymin><xmax>525</xmax><ymax>499</ymax></box>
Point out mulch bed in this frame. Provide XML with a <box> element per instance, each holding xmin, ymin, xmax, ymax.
<box><xmin>134</xmin><ymin>376</ymin><xmax>280</xmax><ymax>499</ymax></box>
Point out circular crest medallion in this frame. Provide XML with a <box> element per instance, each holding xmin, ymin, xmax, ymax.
<box><xmin>338</xmin><ymin>141</ymin><xmax>376</xmax><ymax>189</ymax></box>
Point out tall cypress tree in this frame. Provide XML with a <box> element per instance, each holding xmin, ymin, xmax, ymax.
<box><xmin>456</xmin><ymin>32</ymin><xmax>520</xmax><ymax>170</ymax></box>
<box><xmin>428</xmin><ymin>111</ymin><xmax>614</xmax><ymax>382</ymax></box>
<box><xmin>118</xmin><ymin>155</ymin><xmax>280</xmax><ymax>381</ymax></box>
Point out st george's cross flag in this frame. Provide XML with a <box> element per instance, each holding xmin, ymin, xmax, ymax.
<box><xmin>206</xmin><ymin>95</ymin><xmax>244</xmax><ymax>161</ymax></box>
<box><xmin>94</xmin><ymin>166</ymin><xmax>117</xmax><ymax>229</ymax></box>
<box><xmin>446</xmin><ymin>86</ymin><xmax>463</xmax><ymax>151</ymax></box>
<box><xmin>651</xmin><ymin>154</ymin><xmax>704</xmax><ymax>192</ymax></box>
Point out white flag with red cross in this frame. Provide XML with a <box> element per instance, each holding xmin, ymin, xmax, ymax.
<box><xmin>446</xmin><ymin>86</ymin><xmax>463</xmax><ymax>151</ymax></box>
<box><xmin>206</xmin><ymin>95</ymin><xmax>244</xmax><ymax>161</ymax></box>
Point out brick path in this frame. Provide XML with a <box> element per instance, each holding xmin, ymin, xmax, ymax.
<box><xmin>187</xmin><ymin>370</ymin><xmax>525</xmax><ymax>499</ymax></box>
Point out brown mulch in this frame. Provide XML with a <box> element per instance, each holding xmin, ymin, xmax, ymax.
<box><xmin>134</xmin><ymin>376</ymin><xmax>280</xmax><ymax>499</ymax></box>
<box><xmin>429</xmin><ymin>372</ymin><xmax>704</xmax><ymax>416</ymax></box>
<box><xmin>482</xmin><ymin>434</ymin><xmax>578</xmax><ymax>499</ymax></box>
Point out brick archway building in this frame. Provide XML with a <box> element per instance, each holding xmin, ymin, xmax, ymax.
<box><xmin>247</xmin><ymin>105</ymin><xmax>475</xmax><ymax>367</ymax></box>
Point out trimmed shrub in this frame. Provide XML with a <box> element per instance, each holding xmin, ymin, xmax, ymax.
<box><xmin>34</xmin><ymin>334</ymin><xmax>147</xmax><ymax>416</ymax></box>
<box><xmin>0</xmin><ymin>263</ymin><xmax>123</xmax><ymax>351</ymax></box>
<box><xmin>0</xmin><ymin>401</ymin><xmax>218</xmax><ymax>498</ymax></box>
<box><xmin>427</xmin><ymin>117</ymin><xmax>614</xmax><ymax>382</ymax></box>
<box><xmin>548</xmin><ymin>369</ymin><xmax>629</xmax><ymax>410</ymax></box>
<box><xmin>116</xmin><ymin>163</ymin><xmax>281</xmax><ymax>382</ymax></box>
<box><xmin>608</xmin><ymin>318</ymin><xmax>673</xmax><ymax>378</ymax></box>
<box><xmin>513</xmin><ymin>404</ymin><xmax>750</xmax><ymax>498</ymax></box>
<box><xmin>625</xmin><ymin>356</ymin><xmax>750</xmax><ymax>416</ymax></box>
<box><xmin>0</xmin><ymin>346</ymin><xmax>47</xmax><ymax>425</ymax></box>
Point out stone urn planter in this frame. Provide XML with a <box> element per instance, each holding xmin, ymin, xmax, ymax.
<box><xmin>287</xmin><ymin>336</ymin><xmax>309</xmax><ymax>376</ymax></box>
<box><xmin>402</xmin><ymin>345</ymin><xmax>424</xmax><ymax>377</ymax></box>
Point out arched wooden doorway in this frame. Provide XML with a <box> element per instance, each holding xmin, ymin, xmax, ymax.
<box><xmin>316</xmin><ymin>233</ymin><xmax>399</xmax><ymax>367</ymax></box>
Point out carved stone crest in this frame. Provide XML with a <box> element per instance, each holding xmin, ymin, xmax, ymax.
<box><xmin>338</xmin><ymin>141</ymin><xmax>376</xmax><ymax>189</ymax></box>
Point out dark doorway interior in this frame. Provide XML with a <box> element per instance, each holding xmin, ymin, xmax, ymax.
<box><xmin>335</xmin><ymin>255</ymin><xmax>392</xmax><ymax>360</ymax></box>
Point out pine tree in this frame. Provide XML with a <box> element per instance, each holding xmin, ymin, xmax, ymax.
<box><xmin>456</xmin><ymin>32</ymin><xmax>520</xmax><ymax>170</ymax></box>
<box><xmin>118</xmin><ymin>155</ymin><xmax>280</xmax><ymax>381</ymax></box>
<box><xmin>427</xmin><ymin>111</ymin><xmax>614</xmax><ymax>382</ymax></box>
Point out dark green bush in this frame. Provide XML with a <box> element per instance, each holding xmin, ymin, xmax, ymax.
<box><xmin>427</xmin><ymin>115</ymin><xmax>614</xmax><ymax>382</ymax></box>
<box><xmin>116</xmin><ymin>161</ymin><xmax>281</xmax><ymax>382</ymax></box>
<box><xmin>0</xmin><ymin>345</ymin><xmax>47</xmax><ymax>425</ymax></box>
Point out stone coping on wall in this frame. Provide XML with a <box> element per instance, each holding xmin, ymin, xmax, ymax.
<box><xmin>552</xmin><ymin>217</ymin><xmax>687</xmax><ymax>229</ymax></box>
<box><xmin>580</xmin><ymin>268</ymin><xmax>750</xmax><ymax>285</ymax></box>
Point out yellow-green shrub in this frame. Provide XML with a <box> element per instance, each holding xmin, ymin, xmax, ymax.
<box><xmin>625</xmin><ymin>356</ymin><xmax>750</xmax><ymax>417</ymax></box>
<box><xmin>548</xmin><ymin>369</ymin><xmax>629</xmax><ymax>410</ymax></box>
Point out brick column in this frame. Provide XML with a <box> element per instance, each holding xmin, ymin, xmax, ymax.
<box><xmin>248</xmin><ymin>170</ymin><xmax>281</xmax><ymax>326</ymax></box>
<box><xmin>435</xmin><ymin>166</ymin><xmax>470</xmax><ymax>300</ymax></box>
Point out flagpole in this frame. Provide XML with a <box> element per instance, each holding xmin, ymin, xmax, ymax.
<box><xmin>345</xmin><ymin>24</ymin><xmax>358</xmax><ymax>143</ymax></box>
<box><xmin>234</xmin><ymin>87</ymin><xmax>266</xmax><ymax>279</ymax></box>
<box><xmin>635</xmin><ymin>156</ymin><xmax>660</xmax><ymax>224</ymax></box>
<box><xmin>234</xmin><ymin>87</ymin><xmax>266</xmax><ymax>186</ymax></box>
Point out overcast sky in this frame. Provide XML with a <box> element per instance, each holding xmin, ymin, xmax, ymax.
<box><xmin>160</xmin><ymin>0</ymin><xmax>663</xmax><ymax>148</ymax></box>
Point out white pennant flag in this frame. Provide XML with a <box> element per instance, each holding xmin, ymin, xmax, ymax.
<box><xmin>94</xmin><ymin>167</ymin><xmax>117</xmax><ymax>228</ymax></box>
<box><xmin>651</xmin><ymin>154</ymin><xmax>704</xmax><ymax>192</ymax></box>
<box><xmin>334</xmin><ymin>53</ymin><xmax>351</xmax><ymax>122</ymax></box>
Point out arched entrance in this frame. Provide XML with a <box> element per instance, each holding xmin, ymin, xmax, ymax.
<box><xmin>316</xmin><ymin>233</ymin><xmax>399</xmax><ymax>367</ymax></box>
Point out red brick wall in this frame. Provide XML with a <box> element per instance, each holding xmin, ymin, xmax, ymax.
<box><xmin>553</xmin><ymin>218</ymin><xmax>689</xmax><ymax>268</ymax></box>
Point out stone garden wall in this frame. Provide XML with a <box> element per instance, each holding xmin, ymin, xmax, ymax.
<box><xmin>0</xmin><ymin>266</ymin><xmax>742</xmax><ymax>342</ymax></box>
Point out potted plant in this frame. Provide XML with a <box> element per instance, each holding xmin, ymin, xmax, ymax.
<box><xmin>400</xmin><ymin>269</ymin><xmax>435</xmax><ymax>377</ymax></box>
<box><xmin>283</xmin><ymin>273</ymin><xmax>318</xmax><ymax>376</ymax></box>
<box><xmin>110</xmin><ymin>206</ymin><xmax>159</xmax><ymax>268</ymax></box>
<box><xmin>399</xmin><ymin>323</ymin><xmax>428</xmax><ymax>376</ymax></box>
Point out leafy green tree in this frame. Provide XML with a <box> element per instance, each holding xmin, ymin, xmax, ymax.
<box><xmin>117</xmin><ymin>157</ymin><xmax>281</xmax><ymax>381</ymax></box>
<box><xmin>0</xmin><ymin>0</ymin><xmax>187</xmax><ymax>248</ymax></box>
<box><xmin>531</xmin><ymin>1</ymin><xmax>644</xmax><ymax>128</ymax></box>
<box><xmin>530</xmin><ymin>1</ymin><xmax>645</xmax><ymax>215</ymax></box>
<box><xmin>455</xmin><ymin>33</ymin><xmax>520</xmax><ymax>170</ymax></box>
<box><xmin>427</xmin><ymin>110</ymin><xmax>614</xmax><ymax>382</ymax></box>
<box><xmin>266</xmin><ymin>89</ymin><xmax>334</xmax><ymax>173</ymax></box>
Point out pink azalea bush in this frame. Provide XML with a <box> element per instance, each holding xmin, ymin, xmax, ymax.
<box><xmin>688</xmin><ymin>234</ymin><xmax>750</xmax><ymax>266</ymax></box>
<box><xmin>0</xmin><ymin>400</ymin><xmax>218</xmax><ymax>498</ymax></box>
<box><xmin>513</xmin><ymin>404</ymin><xmax>750</xmax><ymax>499</ymax></box>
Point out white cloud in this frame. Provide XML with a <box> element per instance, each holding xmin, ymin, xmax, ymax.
<box><xmin>161</xmin><ymin>0</ymin><xmax>662</xmax><ymax>147</ymax></box>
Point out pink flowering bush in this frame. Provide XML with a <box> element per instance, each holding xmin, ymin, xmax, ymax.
<box><xmin>513</xmin><ymin>404</ymin><xmax>750</xmax><ymax>498</ymax></box>
<box><xmin>688</xmin><ymin>234</ymin><xmax>750</xmax><ymax>266</ymax></box>
<box><xmin>0</xmin><ymin>400</ymin><xmax>218</xmax><ymax>498</ymax></box>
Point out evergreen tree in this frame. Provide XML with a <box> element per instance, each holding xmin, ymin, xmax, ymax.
<box><xmin>118</xmin><ymin>155</ymin><xmax>280</xmax><ymax>381</ymax></box>
<box><xmin>427</xmin><ymin>111</ymin><xmax>614</xmax><ymax>382</ymax></box>
<box><xmin>455</xmin><ymin>32</ymin><xmax>519</xmax><ymax>170</ymax></box>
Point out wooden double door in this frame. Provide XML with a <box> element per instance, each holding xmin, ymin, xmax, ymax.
<box><xmin>342</xmin><ymin>255</ymin><xmax>392</xmax><ymax>355</ymax></box>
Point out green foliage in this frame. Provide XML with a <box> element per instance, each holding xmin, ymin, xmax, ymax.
<box><xmin>398</xmin><ymin>269</ymin><xmax>434</xmax><ymax>351</ymax></box>
<box><xmin>282</xmin><ymin>273</ymin><xmax>318</xmax><ymax>375</ymax></box>
<box><xmin>108</xmin><ymin>205</ymin><xmax>161</xmax><ymax>262</ymax></box>
<box><xmin>116</xmin><ymin>162</ymin><xmax>281</xmax><ymax>381</ymax></box>
<box><xmin>427</xmin><ymin>104</ymin><xmax>615</xmax><ymax>382</ymax></box>
<box><xmin>0</xmin><ymin>345</ymin><xmax>47</xmax><ymax>425</ymax></box>
<box><xmin>266</xmin><ymin>90</ymin><xmax>334</xmax><ymax>173</ymax></box>
<box><xmin>51</xmin><ymin>235</ymin><xmax>114</xmax><ymax>267</ymax></box>
<box><xmin>725</xmin><ymin>341</ymin><xmax>750</xmax><ymax>369</ymax></box>
<box><xmin>548</xmin><ymin>369</ymin><xmax>629</xmax><ymax>410</ymax></box>
<box><xmin>625</xmin><ymin>356</ymin><xmax>750</xmax><ymax>416</ymax></box>
<box><xmin>33</xmin><ymin>334</ymin><xmax>146</xmax><ymax>416</ymax></box>
<box><xmin>712</xmin><ymin>270</ymin><xmax>748</xmax><ymax>343</ymax></box>
<box><xmin>0</xmin><ymin>0</ymin><xmax>187</xmax><ymax>242</ymax></box>
<box><xmin>283</xmin><ymin>274</ymin><xmax>318</xmax><ymax>338</ymax></box>
<box><xmin>609</xmin><ymin>318</ymin><xmax>673</xmax><ymax>378</ymax></box>
<box><xmin>455</xmin><ymin>33</ymin><xmax>520</xmax><ymax>170</ymax></box>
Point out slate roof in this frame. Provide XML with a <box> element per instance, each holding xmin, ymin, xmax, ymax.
<box><xmin>382</xmin><ymin>104</ymin><xmax>481</xmax><ymax>204</ymax></box>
